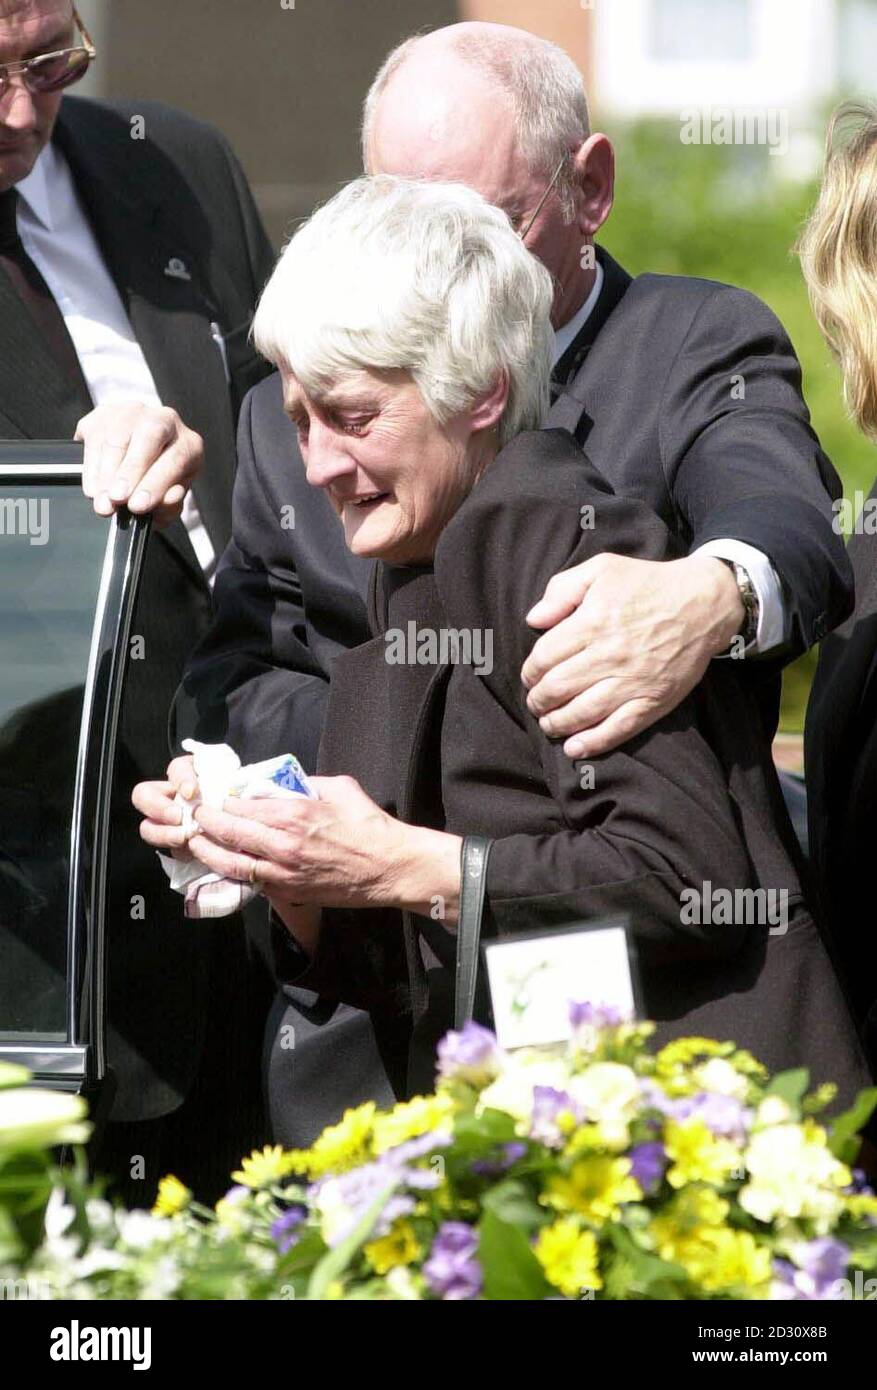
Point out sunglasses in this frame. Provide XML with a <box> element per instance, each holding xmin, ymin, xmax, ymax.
<box><xmin>0</xmin><ymin>5</ymin><xmax>96</xmax><ymax>99</ymax></box>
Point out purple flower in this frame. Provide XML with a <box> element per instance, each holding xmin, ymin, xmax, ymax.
<box><xmin>629</xmin><ymin>1141</ymin><xmax>667</xmax><ymax>1194</ymax></box>
<box><xmin>568</xmin><ymin>1001</ymin><xmax>627</xmax><ymax>1030</ymax></box>
<box><xmin>772</xmin><ymin>1239</ymin><xmax>850</xmax><ymax>1300</ymax></box>
<box><xmin>437</xmin><ymin>1023</ymin><xmax>504</xmax><ymax>1086</ymax></box>
<box><xmin>471</xmin><ymin>1141</ymin><xmax>527</xmax><ymax>1178</ymax></box>
<box><xmin>848</xmin><ymin>1169</ymin><xmax>875</xmax><ymax>1197</ymax></box>
<box><xmin>271</xmin><ymin>1205</ymin><xmax>307</xmax><ymax>1254</ymax></box>
<box><xmin>667</xmin><ymin>1091</ymin><xmax>751</xmax><ymax>1141</ymax></box>
<box><xmin>529</xmin><ymin>1086</ymin><xmax>583</xmax><ymax>1148</ymax></box>
<box><xmin>423</xmin><ymin>1222</ymin><xmax>483</xmax><ymax>1301</ymax></box>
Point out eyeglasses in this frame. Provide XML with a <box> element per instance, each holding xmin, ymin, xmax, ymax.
<box><xmin>0</xmin><ymin>6</ymin><xmax>96</xmax><ymax>99</ymax></box>
<box><xmin>517</xmin><ymin>154</ymin><xmax>567</xmax><ymax>242</ymax></box>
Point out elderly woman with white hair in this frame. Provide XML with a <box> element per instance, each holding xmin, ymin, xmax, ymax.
<box><xmin>137</xmin><ymin>175</ymin><xmax>867</xmax><ymax>1114</ymax></box>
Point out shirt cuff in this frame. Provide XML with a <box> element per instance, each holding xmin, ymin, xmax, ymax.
<box><xmin>693</xmin><ymin>539</ymin><xmax>786</xmax><ymax>656</ymax></box>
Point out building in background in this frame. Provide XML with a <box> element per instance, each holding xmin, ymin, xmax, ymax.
<box><xmin>74</xmin><ymin>0</ymin><xmax>877</xmax><ymax>234</ymax></box>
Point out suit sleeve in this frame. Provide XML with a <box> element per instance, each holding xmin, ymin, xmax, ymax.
<box><xmin>660</xmin><ymin>284</ymin><xmax>853</xmax><ymax>657</ymax></box>
<box><xmin>171</xmin><ymin>388</ymin><xmax>332</xmax><ymax>770</ymax></box>
<box><xmin>439</xmin><ymin>445</ymin><xmax>759</xmax><ymax>966</ymax></box>
<box><xmin>214</xmin><ymin>129</ymin><xmax>276</xmax><ymax>305</ymax></box>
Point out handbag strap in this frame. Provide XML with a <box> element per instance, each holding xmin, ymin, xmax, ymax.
<box><xmin>454</xmin><ymin>835</ymin><xmax>493</xmax><ymax>1029</ymax></box>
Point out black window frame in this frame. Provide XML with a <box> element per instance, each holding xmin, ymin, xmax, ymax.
<box><xmin>0</xmin><ymin>441</ymin><xmax>149</xmax><ymax>1095</ymax></box>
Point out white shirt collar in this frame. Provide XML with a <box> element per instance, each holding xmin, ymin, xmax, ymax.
<box><xmin>553</xmin><ymin>259</ymin><xmax>604</xmax><ymax>365</ymax></box>
<box><xmin>16</xmin><ymin>141</ymin><xmax>63</xmax><ymax>232</ymax></box>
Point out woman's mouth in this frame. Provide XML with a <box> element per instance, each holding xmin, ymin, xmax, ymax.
<box><xmin>349</xmin><ymin>492</ymin><xmax>389</xmax><ymax>508</ymax></box>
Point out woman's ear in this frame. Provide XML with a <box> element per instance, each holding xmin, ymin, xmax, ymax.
<box><xmin>469</xmin><ymin>372</ymin><xmax>510</xmax><ymax>435</ymax></box>
<box><xmin>572</xmin><ymin>133</ymin><xmax>615</xmax><ymax>238</ymax></box>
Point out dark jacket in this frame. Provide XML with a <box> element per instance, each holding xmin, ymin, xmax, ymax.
<box><xmin>0</xmin><ymin>96</ymin><xmax>276</xmax><ymax>1121</ymax></box>
<box><xmin>302</xmin><ymin>430</ymin><xmax>869</xmax><ymax>1106</ymax></box>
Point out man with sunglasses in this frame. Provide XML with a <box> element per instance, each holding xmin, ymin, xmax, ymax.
<box><xmin>0</xmin><ymin>1</ymin><xmax>276</xmax><ymax>1200</ymax></box>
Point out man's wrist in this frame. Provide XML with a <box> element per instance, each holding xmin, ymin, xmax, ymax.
<box><xmin>685</xmin><ymin>553</ymin><xmax>745</xmax><ymax>654</ymax></box>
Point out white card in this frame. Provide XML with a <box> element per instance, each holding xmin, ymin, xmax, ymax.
<box><xmin>483</xmin><ymin>920</ymin><xmax>638</xmax><ymax>1050</ymax></box>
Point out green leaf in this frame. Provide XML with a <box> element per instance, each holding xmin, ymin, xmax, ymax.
<box><xmin>607</xmin><ymin>1224</ymin><xmax>688</xmax><ymax>1297</ymax></box>
<box><xmin>478</xmin><ymin>1210</ymin><xmax>553</xmax><ymax>1300</ymax></box>
<box><xmin>306</xmin><ymin>1177</ymin><xmax>400</xmax><ymax>1301</ymax></box>
<box><xmin>827</xmin><ymin>1087</ymin><xmax>877</xmax><ymax>1164</ymax></box>
<box><xmin>481</xmin><ymin>1179</ymin><xmax>544</xmax><ymax>1231</ymax></box>
<box><xmin>765</xmin><ymin>1068</ymin><xmax>810</xmax><ymax>1113</ymax></box>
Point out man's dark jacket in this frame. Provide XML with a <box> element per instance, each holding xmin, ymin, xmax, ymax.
<box><xmin>0</xmin><ymin>96</ymin><xmax>275</xmax><ymax>1124</ymax></box>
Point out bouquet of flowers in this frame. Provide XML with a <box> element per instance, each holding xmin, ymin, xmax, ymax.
<box><xmin>4</xmin><ymin>1008</ymin><xmax>877</xmax><ymax>1300</ymax></box>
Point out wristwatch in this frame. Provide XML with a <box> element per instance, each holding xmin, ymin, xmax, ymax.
<box><xmin>720</xmin><ymin>559</ymin><xmax>759</xmax><ymax>647</ymax></box>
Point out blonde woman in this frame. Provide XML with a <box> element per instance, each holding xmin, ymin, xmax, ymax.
<box><xmin>800</xmin><ymin>103</ymin><xmax>877</xmax><ymax>1073</ymax></box>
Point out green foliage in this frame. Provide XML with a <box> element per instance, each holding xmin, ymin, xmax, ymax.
<box><xmin>601</xmin><ymin>119</ymin><xmax>876</xmax><ymax>730</ymax></box>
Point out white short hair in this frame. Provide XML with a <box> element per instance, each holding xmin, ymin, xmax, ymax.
<box><xmin>252</xmin><ymin>175</ymin><xmax>555</xmax><ymax>447</ymax></box>
<box><xmin>361</xmin><ymin>27</ymin><xmax>590</xmax><ymax>219</ymax></box>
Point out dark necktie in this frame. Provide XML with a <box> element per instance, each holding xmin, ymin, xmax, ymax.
<box><xmin>0</xmin><ymin>184</ymin><xmax>92</xmax><ymax>396</ymax></box>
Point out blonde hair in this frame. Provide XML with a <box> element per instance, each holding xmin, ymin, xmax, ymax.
<box><xmin>797</xmin><ymin>103</ymin><xmax>877</xmax><ymax>440</ymax></box>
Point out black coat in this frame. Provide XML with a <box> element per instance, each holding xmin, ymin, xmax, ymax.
<box><xmin>805</xmin><ymin>471</ymin><xmax>877</xmax><ymax>1069</ymax></box>
<box><xmin>302</xmin><ymin>430</ymin><xmax>870</xmax><ymax>1107</ymax></box>
<box><xmin>0</xmin><ymin>96</ymin><xmax>276</xmax><ymax>1121</ymax></box>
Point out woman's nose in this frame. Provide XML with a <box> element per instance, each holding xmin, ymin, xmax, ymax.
<box><xmin>304</xmin><ymin>426</ymin><xmax>357</xmax><ymax>490</ymax></box>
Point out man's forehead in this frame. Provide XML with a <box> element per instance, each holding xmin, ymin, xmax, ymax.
<box><xmin>0</xmin><ymin>0</ymin><xmax>72</xmax><ymax>49</ymax></box>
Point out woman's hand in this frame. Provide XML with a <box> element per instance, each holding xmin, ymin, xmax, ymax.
<box><xmin>187</xmin><ymin>774</ymin><xmax>463</xmax><ymax>922</ymax></box>
<box><xmin>132</xmin><ymin>754</ymin><xmax>199</xmax><ymax>859</ymax></box>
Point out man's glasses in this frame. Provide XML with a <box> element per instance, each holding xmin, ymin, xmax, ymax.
<box><xmin>517</xmin><ymin>154</ymin><xmax>567</xmax><ymax>242</ymax></box>
<box><xmin>0</xmin><ymin>5</ymin><xmax>96</xmax><ymax>99</ymax></box>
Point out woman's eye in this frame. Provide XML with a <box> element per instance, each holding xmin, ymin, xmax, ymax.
<box><xmin>339</xmin><ymin>418</ymin><xmax>370</xmax><ymax>435</ymax></box>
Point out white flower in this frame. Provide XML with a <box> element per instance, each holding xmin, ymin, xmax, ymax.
<box><xmin>691</xmin><ymin>1058</ymin><xmax>749</xmax><ymax>1100</ymax></box>
<box><xmin>567</xmin><ymin>1063</ymin><xmax>642</xmax><ymax>1146</ymax></box>
<box><xmin>477</xmin><ymin>1056</ymin><xmax>571</xmax><ymax>1127</ymax></box>
<box><xmin>386</xmin><ymin>1266</ymin><xmax>422</xmax><ymax>1300</ymax></box>
<box><xmin>116</xmin><ymin>1210</ymin><xmax>174</xmax><ymax>1250</ymax></box>
<box><xmin>312</xmin><ymin>1177</ymin><xmax>354</xmax><ymax>1246</ymax></box>
<box><xmin>756</xmin><ymin>1096</ymin><xmax>793</xmax><ymax>1127</ymax></box>
<box><xmin>0</xmin><ymin>1088</ymin><xmax>90</xmax><ymax>1151</ymax></box>
<box><xmin>139</xmin><ymin>1254</ymin><xmax>181</xmax><ymax>1300</ymax></box>
<box><xmin>739</xmin><ymin>1124</ymin><xmax>849</xmax><ymax>1228</ymax></box>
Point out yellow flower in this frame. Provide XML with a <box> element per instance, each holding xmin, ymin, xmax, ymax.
<box><xmin>664</xmin><ymin>1120</ymin><xmax>741</xmax><ymax>1188</ymax></box>
<box><xmin>152</xmin><ymin>1174</ymin><xmax>191</xmax><ymax>1217</ymax></box>
<box><xmin>847</xmin><ymin>1194</ymin><xmax>877</xmax><ymax>1221</ymax></box>
<box><xmin>215</xmin><ymin>1187</ymin><xmax>249</xmax><ymax>1232</ymax></box>
<box><xmin>544</xmin><ymin>1156</ymin><xmax>641</xmax><ymax>1223</ymax></box>
<box><xmin>655</xmin><ymin>1223</ymin><xmax>771</xmax><ymax>1293</ymax></box>
<box><xmin>534</xmin><ymin>1218</ymin><xmax>602</xmax><ymax>1297</ymax></box>
<box><xmin>371</xmin><ymin>1094</ymin><xmax>454</xmax><ymax>1155</ymax></box>
<box><xmin>364</xmin><ymin>1220</ymin><xmax>421</xmax><ymax>1275</ymax></box>
<box><xmin>288</xmin><ymin>1102</ymin><xmax>377</xmax><ymax>1177</ymax></box>
<box><xmin>232</xmin><ymin>1144</ymin><xmax>297</xmax><ymax>1189</ymax></box>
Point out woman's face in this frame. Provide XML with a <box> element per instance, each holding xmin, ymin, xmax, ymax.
<box><xmin>282</xmin><ymin>368</ymin><xmax>487</xmax><ymax>565</ymax></box>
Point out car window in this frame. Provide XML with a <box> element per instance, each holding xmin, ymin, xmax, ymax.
<box><xmin>0</xmin><ymin>481</ymin><xmax>106</xmax><ymax>1040</ymax></box>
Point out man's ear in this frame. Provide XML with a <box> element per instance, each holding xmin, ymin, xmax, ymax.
<box><xmin>572</xmin><ymin>133</ymin><xmax>615</xmax><ymax>237</ymax></box>
<box><xmin>469</xmin><ymin>372</ymin><xmax>510</xmax><ymax>434</ymax></box>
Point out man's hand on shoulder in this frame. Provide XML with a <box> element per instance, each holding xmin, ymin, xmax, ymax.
<box><xmin>521</xmin><ymin>552</ymin><xmax>744</xmax><ymax>759</ymax></box>
<box><xmin>76</xmin><ymin>402</ymin><xmax>204</xmax><ymax>528</ymax></box>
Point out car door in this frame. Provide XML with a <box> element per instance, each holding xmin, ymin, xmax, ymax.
<box><xmin>0</xmin><ymin>442</ymin><xmax>148</xmax><ymax>1106</ymax></box>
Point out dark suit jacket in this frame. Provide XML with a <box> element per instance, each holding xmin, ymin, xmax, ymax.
<box><xmin>806</xmin><ymin>472</ymin><xmax>877</xmax><ymax>1069</ymax></box>
<box><xmin>0</xmin><ymin>96</ymin><xmax>276</xmax><ymax>1121</ymax></box>
<box><xmin>304</xmin><ymin>430</ymin><xmax>869</xmax><ymax>1109</ymax></box>
<box><xmin>176</xmin><ymin>248</ymin><xmax>852</xmax><ymax>767</ymax></box>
